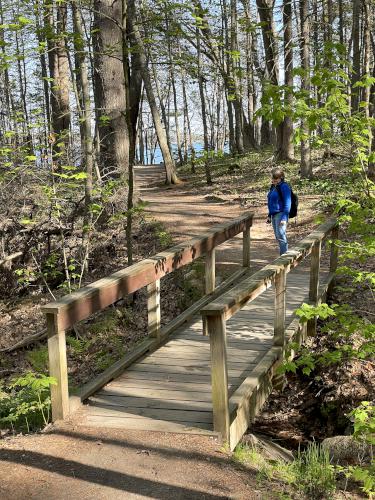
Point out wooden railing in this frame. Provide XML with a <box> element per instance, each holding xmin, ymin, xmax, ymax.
<box><xmin>42</xmin><ymin>212</ymin><xmax>254</xmax><ymax>421</ymax></box>
<box><xmin>201</xmin><ymin>218</ymin><xmax>339</xmax><ymax>450</ymax></box>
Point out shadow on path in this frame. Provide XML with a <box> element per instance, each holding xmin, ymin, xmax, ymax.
<box><xmin>0</xmin><ymin>448</ymin><xmax>228</xmax><ymax>499</ymax></box>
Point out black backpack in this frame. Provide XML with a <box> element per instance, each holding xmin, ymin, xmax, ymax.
<box><xmin>276</xmin><ymin>183</ymin><xmax>298</xmax><ymax>219</ymax></box>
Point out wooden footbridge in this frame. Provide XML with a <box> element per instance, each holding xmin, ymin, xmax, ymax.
<box><xmin>42</xmin><ymin>214</ymin><xmax>338</xmax><ymax>450</ymax></box>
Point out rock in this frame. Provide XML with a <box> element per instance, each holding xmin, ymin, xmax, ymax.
<box><xmin>241</xmin><ymin>433</ymin><xmax>294</xmax><ymax>463</ymax></box>
<box><xmin>321</xmin><ymin>435</ymin><xmax>373</xmax><ymax>465</ymax></box>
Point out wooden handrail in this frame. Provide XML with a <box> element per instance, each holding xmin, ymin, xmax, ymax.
<box><xmin>43</xmin><ymin>211</ymin><xmax>254</xmax><ymax>421</ymax></box>
<box><xmin>42</xmin><ymin>212</ymin><xmax>253</xmax><ymax>329</ymax></box>
<box><xmin>201</xmin><ymin>218</ymin><xmax>338</xmax><ymax>320</ymax></box>
<box><xmin>201</xmin><ymin>218</ymin><xmax>339</xmax><ymax>447</ymax></box>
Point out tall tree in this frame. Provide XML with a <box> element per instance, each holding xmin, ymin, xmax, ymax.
<box><xmin>281</xmin><ymin>0</ymin><xmax>294</xmax><ymax>160</ymax></box>
<box><xmin>128</xmin><ymin>0</ymin><xmax>179</xmax><ymax>184</ymax></box>
<box><xmin>256</xmin><ymin>0</ymin><xmax>294</xmax><ymax>159</ymax></box>
<box><xmin>45</xmin><ymin>0</ymin><xmax>71</xmax><ymax>164</ymax></box>
<box><xmin>350</xmin><ymin>0</ymin><xmax>361</xmax><ymax>113</ymax></box>
<box><xmin>93</xmin><ymin>0</ymin><xmax>129</xmax><ymax>177</ymax></box>
<box><xmin>300</xmin><ymin>0</ymin><xmax>312</xmax><ymax>178</ymax></box>
<box><xmin>71</xmin><ymin>0</ymin><xmax>93</xmax><ymax>268</ymax></box>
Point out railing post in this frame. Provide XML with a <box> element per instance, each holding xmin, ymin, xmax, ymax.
<box><xmin>274</xmin><ymin>268</ymin><xmax>286</xmax><ymax>348</ymax></box>
<box><xmin>242</xmin><ymin>222</ymin><xmax>251</xmax><ymax>268</ymax></box>
<box><xmin>205</xmin><ymin>249</ymin><xmax>216</xmax><ymax>294</ymax></box>
<box><xmin>206</xmin><ymin>312</ymin><xmax>230</xmax><ymax>443</ymax></box>
<box><xmin>147</xmin><ymin>279</ymin><xmax>161</xmax><ymax>341</ymax></box>
<box><xmin>273</xmin><ymin>267</ymin><xmax>287</xmax><ymax>390</ymax></box>
<box><xmin>328</xmin><ymin>225</ymin><xmax>339</xmax><ymax>297</ymax></box>
<box><xmin>203</xmin><ymin>250</ymin><xmax>216</xmax><ymax>336</ymax></box>
<box><xmin>308</xmin><ymin>240</ymin><xmax>322</xmax><ymax>336</ymax></box>
<box><xmin>46</xmin><ymin>312</ymin><xmax>69</xmax><ymax>421</ymax></box>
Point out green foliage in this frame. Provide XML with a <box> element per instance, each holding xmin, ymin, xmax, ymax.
<box><xmin>95</xmin><ymin>351</ymin><xmax>116</xmax><ymax>372</ymax></box>
<box><xmin>42</xmin><ymin>252</ymin><xmax>63</xmax><ymax>281</ymax></box>
<box><xmin>151</xmin><ymin>221</ymin><xmax>173</xmax><ymax>249</ymax></box>
<box><xmin>179</xmin><ymin>260</ymin><xmax>205</xmax><ymax>310</ymax></box>
<box><xmin>88</xmin><ymin>310</ymin><xmax>119</xmax><ymax>335</ymax></box>
<box><xmin>291</xmin><ymin>443</ymin><xmax>336</xmax><ymax>499</ymax></box>
<box><xmin>26</xmin><ymin>346</ymin><xmax>49</xmax><ymax>373</ymax></box>
<box><xmin>66</xmin><ymin>335</ymin><xmax>90</xmax><ymax>354</ymax></box>
<box><xmin>349</xmin><ymin>402</ymin><xmax>375</xmax><ymax>446</ymax></box>
<box><xmin>348</xmin><ymin>464</ymin><xmax>375</xmax><ymax>497</ymax></box>
<box><xmin>94</xmin><ymin>338</ymin><xmax>125</xmax><ymax>372</ymax></box>
<box><xmin>233</xmin><ymin>442</ymin><xmax>336</xmax><ymax>498</ymax></box>
<box><xmin>337</xmin><ymin>403</ymin><xmax>375</xmax><ymax>497</ymax></box>
<box><xmin>0</xmin><ymin>372</ymin><xmax>56</xmax><ymax>433</ymax></box>
<box><xmin>295</xmin><ymin>303</ymin><xmax>336</xmax><ymax>323</ymax></box>
<box><xmin>232</xmin><ymin>444</ymin><xmax>276</xmax><ymax>482</ymax></box>
<box><xmin>281</xmin><ymin>304</ymin><xmax>375</xmax><ymax>376</ymax></box>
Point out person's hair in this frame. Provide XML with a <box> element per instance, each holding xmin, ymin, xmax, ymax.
<box><xmin>271</xmin><ymin>167</ymin><xmax>285</xmax><ymax>180</ymax></box>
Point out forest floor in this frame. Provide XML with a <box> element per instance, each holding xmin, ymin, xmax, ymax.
<box><xmin>0</xmin><ymin>151</ymin><xmax>372</xmax><ymax>498</ymax></box>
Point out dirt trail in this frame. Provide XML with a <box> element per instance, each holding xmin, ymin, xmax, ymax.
<box><xmin>0</xmin><ymin>423</ymin><xmax>272</xmax><ymax>499</ymax></box>
<box><xmin>135</xmin><ymin>165</ymin><xmax>279</xmax><ymax>275</ymax></box>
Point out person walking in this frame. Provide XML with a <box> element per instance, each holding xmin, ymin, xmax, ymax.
<box><xmin>267</xmin><ymin>168</ymin><xmax>291</xmax><ymax>255</ymax></box>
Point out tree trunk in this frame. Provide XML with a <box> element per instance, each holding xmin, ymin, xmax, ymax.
<box><xmin>279</xmin><ymin>0</ymin><xmax>294</xmax><ymax>161</ymax></box>
<box><xmin>181</xmin><ymin>63</ymin><xmax>194</xmax><ymax>165</ymax></box>
<box><xmin>128</xmin><ymin>0</ymin><xmax>178</xmax><ymax>184</ymax></box>
<box><xmin>151</xmin><ymin>60</ymin><xmax>172</xmax><ymax>153</ymax></box>
<box><xmin>45</xmin><ymin>0</ymin><xmax>71</xmax><ymax>165</ymax></box>
<box><xmin>256</xmin><ymin>0</ymin><xmax>286</xmax><ymax>157</ymax></box>
<box><xmin>242</xmin><ymin>0</ymin><xmax>257</xmax><ymax>148</ymax></box>
<box><xmin>71</xmin><ymin>1</ymin><xmax>93</xmax><ymax>271</ymax></box>
<box><xmin>93</xmin><ymin>0</ymin><xmax>129</xmax><ymax>177</ymax></box>
<box><xmin>165</xmin><ymin>13</ymin><xmax>183</xmax><ymax>165</ymax></box>
<box><xmin>230</xmin><ymin>0</ymin><xmax>244</xmax><ymax>154</ymax></box>
<box><xmin>197</xmin><ymin>25</ymin><xmax>212</xmax><ymax>185</ymax></box>
<box><xmin>351</xmin><ymin>0</ymin><xmax>361</xmax><ymax>113</ymax></box>
<box><xmin>300</xmin><ymin>0</ymin><xmax>312</xmax><ymax>178</ymax></box>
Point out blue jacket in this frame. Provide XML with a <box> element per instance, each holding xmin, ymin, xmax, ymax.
<box><xmin>267</xmin><ymin>181</ymin><xmax>291</xmax><ymax>222</ymax></box>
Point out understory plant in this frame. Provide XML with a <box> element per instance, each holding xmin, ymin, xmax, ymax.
<box><xmin>0</xmin><ymin>372</ymin><xmax>56</xmax><ymax>433</ymax></box>
<box><xmin>344</xmin><ymin>402</ymin><xmax>375</xmax><ymax>497</ymax></box>
<box><xmin>292</xmin><ymin>443</ymin><xmax>336</xmax><ymax>499</ymax></box>
<box><xmin>234</xmin><ymin>442</ymin><xmax>336</xmax><ymax>498</ymax></box>
<box><xmin>281</xmin><ymin>303</ymin><xmax>375</xmax><ymax>376</ymax></box>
